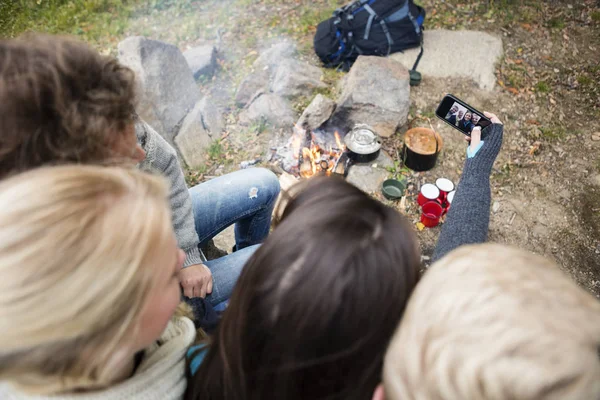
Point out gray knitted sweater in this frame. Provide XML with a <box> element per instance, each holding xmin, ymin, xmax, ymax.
<box><xmin>433</xmin><ymin>124</ymin><xmax>504</xmax><ymax>261</ymax></box>
<box><xmin>135</xmin><ymin>121</ymin><xmax>203</xmax><ymax>267</ymax></box>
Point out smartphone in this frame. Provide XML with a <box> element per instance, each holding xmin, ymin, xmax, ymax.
<box><xmin>435</xmin><ymin>94</ymin><xmax>492</xmax><ymax>136</ymax></box>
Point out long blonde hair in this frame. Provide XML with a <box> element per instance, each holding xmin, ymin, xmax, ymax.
<box><xmin>0</xmin><ymin>165</ymin><xmax>173</xmax><ymax>394</ymax></box>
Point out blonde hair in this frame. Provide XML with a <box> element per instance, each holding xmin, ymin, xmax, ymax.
<box><xmin>383</xmin><ymin>244</ymin><xmax>600</xmax><ymax>400</ymax></box>
<box><xmin>0</xmin><ymin>165</ymin><xmax>173</xmax><ymax>394</ymax></box>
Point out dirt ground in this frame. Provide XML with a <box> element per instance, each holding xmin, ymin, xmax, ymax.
<box><xmin>121</xmin><ymin>0</ymin><xmax>600</xmax><ymax>295</ymax></box>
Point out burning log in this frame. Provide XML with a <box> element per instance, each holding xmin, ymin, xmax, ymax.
<box><xmin>282</xmin><ymin>125</ymin><xmax>348</xmax><ymax>178</ymax></box>
<box><xmin>300</xmin><ymin>159</ymin><xmax>313</xmax><ymax>177</ymax></box>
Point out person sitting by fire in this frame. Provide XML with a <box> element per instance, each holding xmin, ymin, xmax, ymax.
<box><xmin>0</xmin><ymin>33</ymin><xmax>280</xmax><ymax>327</ymax></box>
<box><xmin>445</xmin><ymin>105</ymin><xmax>459</xmax><ymax>119</ymax></box>
<box><xmin>376</xmin><ymin>243</ymin><xmax>600</xmax><ymax>400</ymax></box>
<box><xmin>184</xmin><ymin>111</ymin><xmax>504</xmax><ymax>400</ymax></box>
<box><xmin>471</xmin><ymin>113</ymin><xmax>482</xmax><ymax>130</ymax></box>
<box><xmin>459</xmin><ymin>111</ymin><xmax>474</xmax><ymax>132</ymax></box>
<box><xmin>447</xmin><ymin>109</ymin><xmax>464</xmax><ymax>126</ymax></box>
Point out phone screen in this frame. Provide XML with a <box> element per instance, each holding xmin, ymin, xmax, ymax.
<box><xmin>436</xmin><ymin>95</ymin><xmax>491</xmax><ymax>136</ymax></box>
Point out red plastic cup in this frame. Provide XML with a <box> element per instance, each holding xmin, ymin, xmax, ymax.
<box><xmin>417</xmin><ymin>184</ymin><xmax>440</xmax><ymax>206</ymax></box>
<box><xmin>435</xmin><ymin>178</ymin><xmax>455</xmax><ymax>205</ymax></box>
<box><xmin>421</xmin><ymin>201</ymin><xmax>444</xmax><ymax>228</ymax></box>
<box><xmin>443</xmin><ymin>190</ymin><xmax>456</xmax><ymax>215</ymax></box>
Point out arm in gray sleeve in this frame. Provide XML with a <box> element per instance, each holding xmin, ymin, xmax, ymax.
<box><xmin>432</xmin><ymin>124</ymin><xmax>504</xmax><ymax>261</ymax></box>
<box><xmin>135</xmin><ymin>121</ymin><xmax>204</xmax><ymax>267</ymax></box>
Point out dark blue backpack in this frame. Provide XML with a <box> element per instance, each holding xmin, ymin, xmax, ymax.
<box><xmin>314</xmin><ymin>0</ymin><xmax>425</xmax><ymax>71</ymax></box>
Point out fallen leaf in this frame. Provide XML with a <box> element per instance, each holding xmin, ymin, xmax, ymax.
<box><xmin>493</xmin><ymin>201</ymin><xmax>500</xmax><ymax>213</ymax></box>
<box><xmin>507</xmin><ymin>87</ymin><xmax>519</xmax><ymax>95</ymax></box>
<box><xmin>529</xmin><ymin>142</ymin><xmax>541</xmax><ymax>155</ymax></box>
<box><xmin>592</xmin><ymin>134</ymin><xmax>600</xmax><ymax>142</ymax></box>
<box><xmin>526</xmin><ymin>119</ymin><xmax>541</xmax><ymax>125</ymax></box>
<box><xmin>521</xmin><ymin>23</ymin><xmax>533</xmax><ymax>31</ymax></box>
<box><xmin>416</xmin><ymin>222</ymin><xmax>425</xmax><ymax>231</ymax></box>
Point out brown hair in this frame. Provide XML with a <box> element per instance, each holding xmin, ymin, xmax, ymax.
<box><xmin>185</xmin><ymin>176</ymin><xmax>421</xmax><ymax>400</ymax></box>
<box><xmin>0</xmin><ymin>34</ymin><xmax>136</xmax><ymax>179</ymax></box>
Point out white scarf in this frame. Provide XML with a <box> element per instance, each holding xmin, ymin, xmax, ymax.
<box><xmin>0</xmin><ymin>317</ymin><xmax>196</xmax><ymax>400</ymax></box>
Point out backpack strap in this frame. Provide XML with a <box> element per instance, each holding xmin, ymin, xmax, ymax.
<box><xmin>362</xmin><ymin>4</ymin><xmax>378</xmax><ymax>40</ymax></box>
<box><xmin>411</xmin><ymin>40</ymin><xmax>424</xmax><ymax>71</ymax></box>
<box><xmin>379</xmin><ymin>19</ymin><xmax>394</xmax><ymax>56</ymax></box>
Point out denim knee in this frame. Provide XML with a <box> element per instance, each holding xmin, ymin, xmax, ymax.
<box><xmin>252</xmin><ymin>168</ymin><xmax>280</xmax><ymax>206</ymax></box>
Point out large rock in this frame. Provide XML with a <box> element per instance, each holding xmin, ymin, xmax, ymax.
<box><xmin>239</xmin><ymin>93</ymin><xmax>295</xmax><ymax>128</ymax></box>
<box><xmin>331</xmin><ymin>56</ymin><xmax>410</xmax><ymax>138</ymax></box>
<box><xmin>183</xmin><ymin>44</ymin><xmax>217</xmax><ymax>79</ymax></box>
<box><xmin>296</xmin><ymin>94</ymin><xmax>336</xmax><ymax>131</ymax></box>
<box><xmin>118</xmin><ymin>37</ymin><xmax>200</xmax><ymax>144</ymax></box>
<box><xmin>254</xmin><ymin>41</ymin><xmax>297</xmax><ymax>70</ymax></box>
<box><xmin>390</xmin><ymin>30</ymin><xmax>503</xmax><ymax>90</ymax></box>
<box><xmin>235</xmin><ymin>68</ymin><xmax>270</xmax><ymax>107</ymax></box>
<box><xmin>346</xmin><ymin>151</ymin><xmax>394</xmax><ymax>194</ymax></box>
<box><xmin>174</xmin><ymin>98</ymin><xmax>221</xmax><ymax>168</ymax></box>
<box><xmin>271</xmin><ymin>59</ymin><xmax>327</xmax><ymax>100</ymax></box>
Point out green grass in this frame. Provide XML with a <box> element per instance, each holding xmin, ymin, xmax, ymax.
<box><xmin>539</xmin><ymin>126</ymin><xmax>566</xmax><ymax>141</ymax></box>
<box><xmin>0</xmin><ymin>0</ymin><xmax>144</xmax><ymax>44</ymax></box>
<box><xmin>505</xmin><ymin>65</ymin><xmax>528</xmax><ymax>89</ymax></box>
<box><xmin>207</xmin><ymin>140</ymin><xmax>224</xmax><ymax>160</ymax></box>
<box><xmin>547</xmin><ymin>17</ymin><xmax>565</xmax><ymax>30</ymax></box>
<box><xmin>577</xmin><ymin>75</ymin><xmax>593</xmax><ymax>86</ymax></box>
<box><xmin>591</xmin><ymin>11</ymin><xmax>600</xmax><ymax>22</ymax></box>
<box><xmin>535</xmin><ymin>81</ymin><xmax>550</xmax><ymax>93</ymax></box>
<box><xmin>249</xmin><ymin>118</ymin><xmax>268</xmax><ymax>135</ymax></box>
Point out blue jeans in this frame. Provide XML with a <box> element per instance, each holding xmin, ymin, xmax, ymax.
<box><xmin>188</xmin><ymin>168</ymin><xmax>279</xmax><ymax>306</ymax></box>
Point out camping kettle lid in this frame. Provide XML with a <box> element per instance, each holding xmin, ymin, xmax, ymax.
<box><xmin>344</xmin><ymin>124</ymin><xmax>382</xmax><ymax>155</ymax></box>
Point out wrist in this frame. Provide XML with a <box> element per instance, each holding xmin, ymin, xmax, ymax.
<box><xmin>183</xmin><ymin>247</ymin><xmax>203</xmax><ymax>268</ymax></box>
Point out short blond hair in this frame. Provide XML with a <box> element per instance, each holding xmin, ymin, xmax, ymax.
<box><xmin>383</xmin><ymin>244</ymin><xmax>600</xmax><ymax>400</ymax></box>
<box><xmin>0</xmin><ymin>165</ymin><xmax>173</xmax><ymax>394</ymax></box>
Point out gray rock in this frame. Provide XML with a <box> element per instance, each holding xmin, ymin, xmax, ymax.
<box><xmin>346</xmin><ymin>151</ymin><xmax>393</xmax><ymax>193</ymax></box>
<box><xmin>331</xmin><ymin>56</ymin><xmax>410</xmax><ymax>138</ymax></box>
<box><xmin>183</xmin><ymin>44</ymin><xmax>217</xmax><ymax>79</ymax></box>
<box><xmin>235</xmin><ymin>68</ymin><xmax>270</xmax><ymax>107</ymax></box>
<box><xmin>254</xmin><ymin>41</ymin><xmax>297</xmax><ymax>70</ymax></box>
<box><xmin>212</xmin><ymin>225</ymin><xmax>236</xmax><ymax>256</ymax></box>
<box><xmin>200</xmin><ymin>238</ymin><xmax>228</xmax><ymax>260</ymax></box>
<box><xmin>296</xmin><ymin>94</ymin><xmax>336</xmax><ymax>131</ymax></box>
<box><xmin>174</xmin><ymin>98</ymin><xmax>219</xmax><ymax>168</ymax></box>
<box><xmin>271</xmin><ymin>59</ymin><xmax>327</xmax><ymax>100</ymax></box>
<box><xmin>118</xmin><ymin>37</ymin><xmax>200</xmax><ymax>144</ymax></box>
<box><xmin>239</xmin><ymin>93</ymin><xmax>296</xmax><ymax>128</ymax></box>
<box><xmin>389</xmin><ymin>30</ymin><xmax>504</xmax><ymax>90</ymax></box>
<box><xmin>194</xmin><ymin>97</ymin><xmax>224</xmax><ymax>136</ymax></box>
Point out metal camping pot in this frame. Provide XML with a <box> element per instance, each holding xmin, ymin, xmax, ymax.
<box><xmin>402</xmin><ymin>127</ymin><xmax>443</xmax><ymax>172</ymax></box>
<box><xmin>344</xmin><ymin>125</ymin><xmax>381</xmax><ymax>163</ymax></box>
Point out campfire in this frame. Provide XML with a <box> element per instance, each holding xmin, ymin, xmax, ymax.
<box><xmin>287</xmin><ymin>125</ymin><xmax>348</xmax><ymax>178</ymax></box>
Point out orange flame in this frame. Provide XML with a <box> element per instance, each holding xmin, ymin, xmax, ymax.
<box><xmin>289</xmin><ymin>127</ymin><xmax>345</xmax><ymax>178</ymax></box>
<box><xmin>334</xmin><ymin>131</ymin><xmax>345</xmax><ymax>150</ymax></box>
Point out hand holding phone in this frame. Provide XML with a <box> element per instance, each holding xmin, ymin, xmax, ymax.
<box><xmin>435</xmin><ymin>94</ymin><xmax>491</xmax><ymax>136</ymax></box>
